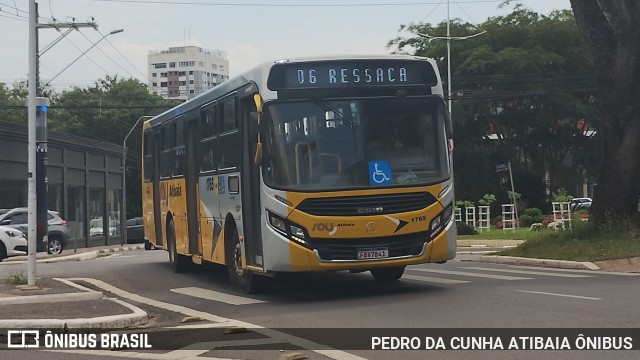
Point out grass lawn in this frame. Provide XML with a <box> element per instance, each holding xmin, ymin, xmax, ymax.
<box><xmin>458</xmin><ymin>221</ymin><xmax>640</xmax><ymax>261</ymax></box>
<box><xmin>458</xmin><ymin>227</ymin><xmax>530</xmax><ymax>240</ymax></box>
<box><xmin>485</xmin><ymin>222</ymin><xmax>640</xmax><ymax>262</ymax></box>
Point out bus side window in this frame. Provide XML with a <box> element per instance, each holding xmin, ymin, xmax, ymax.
<box><xmin>220</xmin><ymin>97</ymin><xmax>237</xmax><ymax>133</ymax></box>
<box><xmin>201</xmin><ymin>104</ymin><xmax>217</xmax><ymax>139</ymax></box>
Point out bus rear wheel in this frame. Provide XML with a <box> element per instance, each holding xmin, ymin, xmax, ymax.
<box><xmin>226</xmin><ymin>228</ymin><xmax>263</xmax><ymax>294</ymax></box>
<box><xmin>167</xmin><ymin>218</ymin><xmax>190</xmax><ymax>273</ymax></box>
<box><xmin>370</xmin><ymin>266</ymin><xmax>405</xmax><ymax>282</ymax></box>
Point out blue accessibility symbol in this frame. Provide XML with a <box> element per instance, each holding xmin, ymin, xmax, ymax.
<box><xmin>368</xmin><ymin>160</ymin><xmax>392</xmax><ymax>185</ymax></box>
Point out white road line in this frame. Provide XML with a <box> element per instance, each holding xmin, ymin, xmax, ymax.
<box><xmin>403</xmin><ymin>274</ymin><xmax>470</xmax><ymax>284</ymax></box>
<box><xmin>171</xmin><ymin>287</ymin><xmax>264</xmax><ymax>305</ymax></box>
<box><xmin>65</xmin><ymin>278</ymin><xmax>366</xmax><ymax>360</ymax></box>
<box><xmin>508</xmin><ymin>265</ymin><xmax>640</xmax><ymax>276</ymax></box>
<box><xmin>517</xmin><ymin>290</ymin><xmax>602</xmax><ymax>301</ymax></box>
<box><xmin>410</xmin><ymin>268</ymin><xmax>532</xmax><ymax>280</ymax></box>
<box><xmin>461</xmin><ymin>266</ymin><xmax>592</xmax><ymax>278</ymax></box>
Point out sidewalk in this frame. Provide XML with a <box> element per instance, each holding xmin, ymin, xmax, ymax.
<box><xmin>0</xmin><ymin>244</ymin><xmax>149</xmax><ymax>329</ymax></box>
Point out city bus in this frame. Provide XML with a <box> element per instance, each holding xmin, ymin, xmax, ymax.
<box><xmin>142</xmin><ymin>55</ymin><xmax>456</xmax><ymax>293</ymax></box>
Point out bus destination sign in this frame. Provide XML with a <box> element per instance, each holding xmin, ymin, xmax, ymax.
<box><xmin>268</xmin><ymin>60</ymin><xmax>438</xmax><ymax>90</ymax></box>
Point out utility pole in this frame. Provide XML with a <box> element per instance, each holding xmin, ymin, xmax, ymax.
<box><xmin>415</xmin><ymin>0</ymin><xmax>485</xmax><ymax>118</ymax></box>
<box><xmin>28</xmin><ymin>0</ymin><xmax>37</xmax><ymax>286</ymax></box>
<box><xmin>27</xmin><ymin>1</ymin><xmax>97</xmax><ymax>284</ymax></box>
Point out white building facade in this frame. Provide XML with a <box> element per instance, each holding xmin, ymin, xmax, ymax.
<box><xmin>148</xmin><ymin>46</ymin><xmax>229</xmax><ymax>100</ymax></box>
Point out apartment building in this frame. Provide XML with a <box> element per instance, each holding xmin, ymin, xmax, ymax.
<box><xmin>148</xmin><ymin>46</ymin><xmax>229</xmax><ymax>100</ymax></box>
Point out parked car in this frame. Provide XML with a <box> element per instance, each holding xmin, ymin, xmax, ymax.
<box><xmin>0</xmin><ymin>225</ymin><xmax>28</xmax><ymax>262</ymax></box>
<box><xmin>570</xmin><ymin>197</ymin><xmax>592</xmax><ymax>211</ymax></box>
<box><xmin>89</xmin><ymin>218</ymin><xmax>119</xmax><ymax>237</ymax></box>
<box><xmin>126</xmin><ymin>217</ymin><xmax>144</xmax><ymax>244</ymax></box>
<box><xmin>0</xmin><ymin>208</ymin><xmax>70</xmax><ymax>254</ymax></box>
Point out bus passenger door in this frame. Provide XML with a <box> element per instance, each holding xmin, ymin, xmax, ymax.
<box><xmin>185</xmin><ymin>119</ymin><xmax>201</xmax><ymax>256</ymax></box>
<box><xmin>152</xmin><ymin>132</ymin><xmax>163</xmax><ymax>246</ymax></box>
<box><xmin>241</xmin><ymin>93</ymin><xmax>264</xmax><ymax>268</ymax></box>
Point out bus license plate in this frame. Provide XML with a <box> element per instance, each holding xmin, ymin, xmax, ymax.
<box><xmin>357</xmin><ymin>248</ymin><xmax>389</xmax><ymax>260</ymax></box>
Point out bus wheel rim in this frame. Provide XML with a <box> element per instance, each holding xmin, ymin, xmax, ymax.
<box><xmin>233</xmin><ymin>242</ymin><xmax>243</xmax><ymax>276</ymax></box>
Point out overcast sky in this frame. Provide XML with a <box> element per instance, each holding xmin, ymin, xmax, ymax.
<box><xmin>1</xmin><ymin>0</ymin><xmax>571</xmax><ymax>91</ymax></box>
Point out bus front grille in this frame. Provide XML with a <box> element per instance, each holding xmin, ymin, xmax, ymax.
<box><xmin>296</xmin><ymin>192</ymin><xmax>437</xmax><ymax>216</ymax></box>
<box><xmin>308</xmin><ymin>231</ymin><xmax>430</xmax><ymax>261</ymax></box>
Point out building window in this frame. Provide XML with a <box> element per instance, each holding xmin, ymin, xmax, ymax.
<box><xmin>190</xmin><ymin>90</ymin><xmax>195</xmax><ymax>94</ymax></box>
<box><xmin>160</xmin><ymin>72</ymin><xmax>167</xmax><ymax>77</ymax></box>
<box><xmin>189</xmin><ymin>71</ymin><xmax>194</xmax><ymax>75</ymax></box>
<box><xmin>152</xmin><ymin>82</ymin><xmax>157</xmax><ymax>87</ymax></box>
<box><xmin>178</xmin><ymin>71</ymin><xmax>186</xmax><ymax>76</ymax></box>
<box><xmin>152</xmin><ymin>63</ymin><xmax>167</xmax><ymax>69</ymax></box>
<box><xmin>160</xmin><ymin>82</ymin><xmax>167</xmax><ymax>87</ymax></box>
<box><xmin>169</xmin><ymin>62</ymin><xmax>176</xmax><ymax>68</ymax></box>
<box><xmin>152</xmin><ymin>73</ymin><xmax>157</xmax><ymax>77</ymax></box>
<box><xmin>211</xmin><ymin>64</ymin><xmax>217</xmax><ymax>70</ymax></box>
<box><xmin>189</xmin><ymin>80</ymin><xmax>194</xmax><ymax>84</ymax></box>
<box><xmin>179</xmin><ymin>61</ymin><xmax>195</xmax><ymax>67</ymax></box>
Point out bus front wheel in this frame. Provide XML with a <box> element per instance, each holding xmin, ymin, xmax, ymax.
<box><xmin>167</xmin><ymin>218</ymin><xmax>190</xmax><ymax>273</ymax></box>
<box><xmin>226</xmin><ymin>228</ymin><xmax>263</xmax><ymax>294</ymax></box>
<box><xmin>370</xmin><ymin>266</ymin><xmax>405</xmax><ymax>282</ymax></box>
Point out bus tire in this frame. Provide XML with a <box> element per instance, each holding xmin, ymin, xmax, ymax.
<box><xmin>370</xmin><ymin>266</ymin><xmax>405</xmax><ymax>282</ymax></box>
<box><xmin>167</xmin><ymin>218</ymin><xmax>190</xmax><ymax>273</ymax></box>
<box><xmin>226</xmin><ymin>227</ymin><xmax>263</xmax><ymax>294</ymax></box>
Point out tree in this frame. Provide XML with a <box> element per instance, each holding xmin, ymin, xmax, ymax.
<box><xmin>388</xmin><ymin>7</ymin><xmax>598</xmax><ymax>210</ymax></box>
<box><xmin>569</xmin><ymin>1</ymin><xmax>640</xmax><ymax>224</ymax></box>
<box><xmin>0</xmin><ymin>81</ymin><xmax>28</xmax><ymax>124</ymax></box>
<box><xmin>48</xmin><ymin>76</ymin><xmax>170</xmax><ymax>218</ymax></box>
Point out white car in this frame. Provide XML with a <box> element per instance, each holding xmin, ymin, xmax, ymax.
<box><xmin>0</xmin><ymin>225</ymin><xmax>28</xmax><ymax>262</ymax></box>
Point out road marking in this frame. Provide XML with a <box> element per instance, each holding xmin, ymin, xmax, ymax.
<box><xmin>517</xmin><ymin>290</ymin><xmax>601</xmax><ymax>301</ymax></box>
<box><xmin>410</xmin><ymin>268</ymin><xmax>532</xmax><ymax>280</ymax></box>
<box><xmin>171</xmin><ymin>287</ymin><xmax>264</xmax><ymax>305</ymax></box>
<box><xmin>461</xmin><ymin>266</ymin><xmax>592</xmax><ymax>278</ymax></box>
<box><xmin>403</xmin><ymin>274</ymin><xmax>470</xmax><ymax>284</ymax></box>
<box><xmin>509</xmin><ymin>265</ymin><xmax>640</xmax><ymax>276</ymax></box>
<box><xmin>65</xmin><ymin>278</ymin><xmax>366</xmax><ymax>360</ymax></box>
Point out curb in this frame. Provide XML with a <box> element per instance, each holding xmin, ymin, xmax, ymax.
<box><xmin>479</xmin><ymin>255</ymin><xmax>600</xmax><ymax>270</ymax></box>
<box><xmin>0</xmin><ymin>290</ymin><xmax>103</xmax><ymax>305</ymax></box>
<box><xmin>1</xmin><ymin>244</ymin><xmax>145</xmax><ymax>265</ymax></box>
<box><xmin>0</xmin><ymin>296</ymin><xmax>149</xmax><ymax>329</ymax></box>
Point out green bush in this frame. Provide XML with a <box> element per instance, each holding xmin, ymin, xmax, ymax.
<box><xmin>456</xmin><ymin>222</ymin><xmax>478</xmax><ymax>235</ymax></box>
<box><xmin>520</xmin><ymin>208</ymin><xmax>544</xmax><ymax>227</ymax></box>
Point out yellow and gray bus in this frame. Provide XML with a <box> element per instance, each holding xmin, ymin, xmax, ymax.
<box><xmin>142</xmin><ymin>55</ymin><xmax>456</xmax><ymax>293</ymax></box>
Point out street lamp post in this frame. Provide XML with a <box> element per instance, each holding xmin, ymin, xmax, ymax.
<box><xmin>121</xmin><ymin>116</ymin><xmax>154</xmax><ymax>245</ymax></box>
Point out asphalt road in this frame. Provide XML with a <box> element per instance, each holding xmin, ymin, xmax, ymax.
<box><xmin>1</xmin><ymin>249</ymin><xmax>639</xmax><ymax>360</ymax></box>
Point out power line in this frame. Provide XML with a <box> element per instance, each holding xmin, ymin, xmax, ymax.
<box><xmin>87</xmin><ymin>0</ymin><xmax>504</xmax><ymax>6</ymax></box>
<box><xmin>102</xmin><ymin>35</ymin><xmax>150</xmax><ymax>82</ymax></box>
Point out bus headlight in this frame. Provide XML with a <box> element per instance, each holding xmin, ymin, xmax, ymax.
<box><xmin>290</xmin><ymin>225</ymin><xmax>306</xmax><ymax>239</ymax></box>
<box><xmin>269</xmin><ymin>214</ymin><xmax>287</xmax><ymax>233</ymax></box>
<box><xmin>267</xmin><ymin>211</ymin><xmax>308</xmax><ymax>245</ymax></box>
<box><xmin>430</xmin><ymin>203</ymin><xmax>453</xmax><ymax>238</ymax></box>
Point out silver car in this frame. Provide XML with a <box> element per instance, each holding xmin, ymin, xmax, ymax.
<box><xmin>0</xmin><ymin>208</ymin><xmax>70</xmax><ymax>254</ymax></box>
<box><xmin>0</xmin><ymin>225</ymin><xmax>28</xmax><ymax>262</ymax></box>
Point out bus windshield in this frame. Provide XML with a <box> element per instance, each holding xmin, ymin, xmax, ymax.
<box><xmin>263</xmin><ymin>96</ymin><xmax>451</xmax><ymax>191</ymax></box>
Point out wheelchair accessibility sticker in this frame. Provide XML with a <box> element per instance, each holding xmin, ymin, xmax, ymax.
<box><xmin>368</xmin><ymin>160</ymin><xmax>392</xmax><ymax>185</ymax></box>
